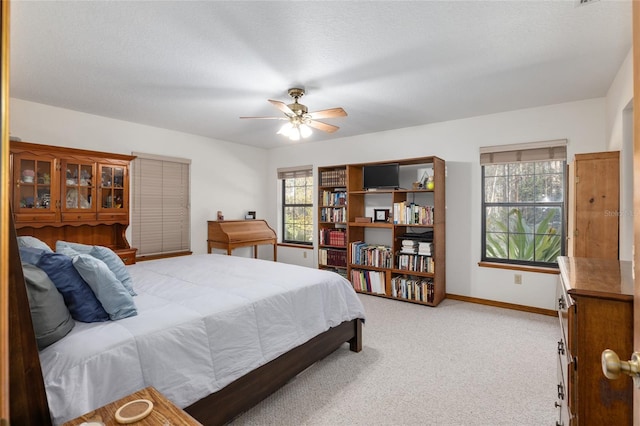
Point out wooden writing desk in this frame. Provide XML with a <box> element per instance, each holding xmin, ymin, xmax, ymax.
<box><xmin>207</xmin><ymin>219</ymin><xmax>277</xmax><ymax>261</ymax></box>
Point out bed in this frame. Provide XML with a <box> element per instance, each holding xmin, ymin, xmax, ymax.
<box><xmin>7</xmin><ymin>220</ymin><xmax>365</xmax><ymax>425</ymax></box>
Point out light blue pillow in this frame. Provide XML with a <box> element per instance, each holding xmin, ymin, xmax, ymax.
<box><xmin>55</xmin><ymin>240</ymin><xmax>92</xmax><ymax>256</ymax></box>
<box><xmin>90</xmin><ymin>246</ymin><xmax>136</xmax><ymax>296</ymax></box>
<box><xmin>18</xmin><ymin>236</ymin><xmax>53</xmax><ymax>252</ymax></box>
<box><xmin>36</xmin><ymin>252</ymin><xmax>109</xmax><ymax>323</ymax></box>
<box><xmin>56</xmin><ymin>240</ymin><xmax>136</xmax><ymax>296</ymax></box>
<box><xmin>72</xmin><ymin>254</ymin><xmax>137</xmax><ymax>320</ymax></box>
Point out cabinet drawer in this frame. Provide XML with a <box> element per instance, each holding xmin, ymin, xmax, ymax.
<box><xmin>97</xmin><ymin>212</ymin><xmax>128</xmax><ymax>222</ymax></box>
<box><xmin>62</xmin><ymin>212</ymin><xmax>97</xmax><ymax>222</ymax></box>
<box><xmin>114</xmin><ymin>248</ymin><xmax>137</xmax><ymax>265</ymax></box>
<box><xmin>15</xmin><ymin>212</ymin><xmax>57</xmax><ymax>223</ymax></box>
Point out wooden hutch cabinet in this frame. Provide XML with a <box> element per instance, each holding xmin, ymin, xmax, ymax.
<box><xmin>10</xmin><ymin>141</ymin><xmax>137</xmax><ymax>263</ymax></box>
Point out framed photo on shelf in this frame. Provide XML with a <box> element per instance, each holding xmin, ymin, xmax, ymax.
<box><xmin>374</xmin><ymin>209</ymin><xmax>389</xmax><ymax>223</ymax></box>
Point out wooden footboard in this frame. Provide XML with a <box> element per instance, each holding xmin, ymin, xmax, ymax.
<box><xmin>185</xmin><ymin>317</ymin><xmax>363</xmax><ymax>425</ymax></box>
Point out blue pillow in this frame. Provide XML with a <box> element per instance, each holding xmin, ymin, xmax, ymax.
<box><xmin>18</xmin><ymin>236</ymin><xmax>53</xmax><ymax>252</ymax></box>
<box><xmin>22</xmin><ymin>263</ymin><xmax>75</xmax><ymax>349</ymax></box>
<box><xmin>36</xmin><ymin>252</ymin><xmax>109</xmax><ymax>323</ymax></box>
<box><xmin>19</xmin><ymin>246</ymin><xmax>47</xmax><ymax>265</ymax></box>
<box><xmin>90</xmin><ymin>246</ymin><xmax>136</xmax><ymax>296</ymax></box>
<box><xmin>56</xmin><ymin>240</ymin><xmax>136</xmax><ymax>296</ymax></box>
<box><xmin>73</xmin><ymin>254</ymin><xmax>137</xmax><ymax>320</ymax></box>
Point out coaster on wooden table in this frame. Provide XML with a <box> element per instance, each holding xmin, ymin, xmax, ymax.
<box><xmin>115</xmin><ymin>399</ymin><xmax>154</xmax><ymax>424</ymax></box>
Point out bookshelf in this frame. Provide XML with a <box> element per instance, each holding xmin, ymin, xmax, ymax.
<box><xmin>318</xmin><ymin>166</ymin><xmax>348</xmax><ymax>279</ymax></box>
<box><xmin>319</xmin><ymin>156</ymin><xmax>446</xmax><ymax>307</ymax></box>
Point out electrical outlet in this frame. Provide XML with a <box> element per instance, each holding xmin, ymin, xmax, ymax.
<box><xmin>303</xmin><ymin>251</ymin><xmax>307</xmax><ymax>259</ymax></box>
<box><xmin>514</xmin><ymin>274</ymin><xmax>522</xmax><ymax>285</ymax></box>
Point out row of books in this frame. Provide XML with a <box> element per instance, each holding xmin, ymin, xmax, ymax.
<box><xmin>320</xmin><ymin>207</ymin><xmax>346</xmax><ymax>223</ymax></box>
<box><xmin>320</xmin><ymin>169</ymin><xmax>346</xmax><ymax>187</ymax></box>
<box><xmin>318</xmin><ymin>248</ymin><xmax>347</xmax><ymax>267</ymax></box>
<box><xmin>396</xmin><ymin>254</ymin><xmax>435</xmax><ymax>273</ymax></box>
<box><xmin>399</xmin><ymin>240</ymin><xmax>433</xmax><ymax>255</ymax></box>
<box><xmin>391</xmin><ymin>276</ymin><xmax>435</xmax><ymax>302</ymax></box>
<box><xmin>320</xmin><ymin>190</ymin><xmax>346</xmax><ymax>207</ymax></box>
<box><xmin>392</xmin><ymin>202</ymin><xmax>434</xmax><ymax>225</ymax></box>
<box><xmin>350</xmin><ymin>269</ymin><xmax>385</xmax><ymax>294</ymax></box>
<box><xmin>319</xmin><ymin>228</ymin><xmax>346</xmax><ymax>246</ymax></box>
<box><xmin>350</xmin><ymin>241</ymin><xmax>392</xmax><ymax>268</ymax></box>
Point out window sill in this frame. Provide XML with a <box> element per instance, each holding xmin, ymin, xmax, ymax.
<box><xmin>478</xmin><ymin>261</ymin><xmax>559</xmax><ymax>275</ymax></box>
<box><xmin>278</xmin><ymin>243</ymin><xmax>313</xmax><ymax>250</ymax></box>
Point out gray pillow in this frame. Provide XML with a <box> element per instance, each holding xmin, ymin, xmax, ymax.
<box><xmin>22</xmin><ymin>263</ymin><xmax>75</xmax><ymax>349</ymax></box>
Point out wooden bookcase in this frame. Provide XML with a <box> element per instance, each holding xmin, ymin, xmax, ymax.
<box><xmin>318</xmin><ymin>156</ymin><xmax>446</xmax><ymax>307</ymax></box>
<box><xmin>317</xmin><ymin>166</ymin><xmax>348</xmax><ymax>279</ymax></box>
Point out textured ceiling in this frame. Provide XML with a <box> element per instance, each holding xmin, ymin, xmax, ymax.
<box><xmin>9</xmin><ymin>1</ymin><xmax>632</xmax><ymax>149</ymax></box>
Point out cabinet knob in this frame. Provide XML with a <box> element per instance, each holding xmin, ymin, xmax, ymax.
<box><xmin>601</xmin><ymin>349</ymin><xmax>640</xmax><ymax>388</ymax></box>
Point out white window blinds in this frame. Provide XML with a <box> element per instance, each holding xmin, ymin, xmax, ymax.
<box><xmin>131</xmin><ymin>153</ymin><xmax>191</xmax><ymax>256</ymax></box>
<box><xmin>277</xmin><ymin>165</ymin><xmax>313</xmax><ymax>179</ymax></box>
<box><xmin>479</xmin><ymin>139</ymin><xmax>567</xmax><ymax>165</ymax></box>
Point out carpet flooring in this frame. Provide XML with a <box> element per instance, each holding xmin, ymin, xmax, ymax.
<box><xmin>231</xmin><ymin>294</ymin><xmax>560</xmax><ymax>425</ymax></box>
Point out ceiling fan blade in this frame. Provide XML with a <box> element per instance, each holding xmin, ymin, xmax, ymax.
<box><xmin>307</xmin><ymin>107</ymin><xmax>347</xmax><ymax>119</ymax></box>
<box><xmin>268</xmin><ymin>99</ymin><xmax>295</xmax><ymax>116</ymax></box>
<box><xmin>307</xmin><ymin>120</ymin><xmax>340</xmax><ymax>133</ymax></box>
<box><xmin>239</xmin><ymin>116</ymin><xmax>288</xmax><ymax>120</ymax></box>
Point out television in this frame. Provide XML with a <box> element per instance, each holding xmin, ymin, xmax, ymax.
<box><xmin>363</xmin><ymin>163</ymin><xmax>400</xmax><ymax>190</ymax></box>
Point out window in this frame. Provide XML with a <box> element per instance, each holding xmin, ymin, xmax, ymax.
<box><xmin>131</xmin><ymin>153</ymin><xmax>191</xmax><ymax>257</ymax></box>
<box><xmin>278</xmin><ymin>167</ymin><xmax>313</xmax><ymax>245</ymax></box>
<box><xmin>480</xmin><ymin>140</ymin><xmax>567</xmax><ymax>267</ymax></box>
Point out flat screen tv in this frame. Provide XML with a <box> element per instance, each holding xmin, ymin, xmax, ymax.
<box><xmin>363</xmin><ymin>163</ymin><xmax>400</xmax><ymax>189</ymax></box>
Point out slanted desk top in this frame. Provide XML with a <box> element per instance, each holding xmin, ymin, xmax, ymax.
<box><xmin>207</xmin><ymin>219</ymin><xmax>277</xmax><ymax>261</ymax></box>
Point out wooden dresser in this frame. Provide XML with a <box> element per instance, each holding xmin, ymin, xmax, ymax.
<box><xmin>207</xmin><ymin>220</ymin><xmax>277</xmax><ymax>261</ymax></box>
<box><xmin>556</xmin><ymin>256</ymin><xmax>633</xmax><ymax>426</ymax></box>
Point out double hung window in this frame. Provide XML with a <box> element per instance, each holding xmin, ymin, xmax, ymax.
<box><xmin>481</xmin><ymin>140</ymin><xmax>567</xmax><ymax>267</ymax></box>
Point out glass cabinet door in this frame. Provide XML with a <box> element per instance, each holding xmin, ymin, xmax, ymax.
<box><xmin>14</xmin><ymin>155</ymin><xmax>55</xmax><ymax>214</ymax></box>
<box><xmin>100</xmin><ymin>165</ymin><xmax>126</xmax><ymax>210</ymax></box>
<box><xmin>62</xmin><ymin>161</ymin><xmax>95</xmax><ymax>211</ymax></box>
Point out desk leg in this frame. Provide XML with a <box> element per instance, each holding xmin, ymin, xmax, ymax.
<box><xmin>227</xmin><ymin>248</ymin><xmax>232</xmax><ymax>256</ymax></box>
<box><xmin>273</xmin><ymin>244</ymin><xmax>277</xmax><ymax>262</ymax></box>
<box><xmin>253</xmin><ymin>246</ymin><xmax>258</xmax><ymax>258</ymax></box>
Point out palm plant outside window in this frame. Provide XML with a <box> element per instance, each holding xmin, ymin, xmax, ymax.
<box><xmin>481</xmin><ymin>142</ymin><xmax>566</xmax><ymax>267</ymax></box>
<box><xmin>280</xmin><ymin>168</ymin><xmax>313</xmax><ymax>245</ymax></box>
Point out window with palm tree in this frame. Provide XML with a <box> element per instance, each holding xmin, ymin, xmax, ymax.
<box><xmin>482</xmin><ymin>160</ymin><xmax>565</xmax><ymax>267</ymax></box>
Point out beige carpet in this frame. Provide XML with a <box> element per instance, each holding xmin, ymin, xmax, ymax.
<box><xmin>231</xmin><ymin>294</ymin><xmax>560</xmax><ymax>425</ymax></box>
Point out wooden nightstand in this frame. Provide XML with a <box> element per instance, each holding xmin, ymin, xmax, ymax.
<box><xmin>63</xmin><ymin>386</ymin><xmax>202</xmax><ymax>426</ymax></box>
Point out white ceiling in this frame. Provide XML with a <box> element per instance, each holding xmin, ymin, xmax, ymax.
<box><xmin>9</xmin><ymin>1</ymin><xmax>632</xmax><ymax>149</ymax></box>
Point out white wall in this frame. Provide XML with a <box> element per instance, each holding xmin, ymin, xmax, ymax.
<box><xmin>9</xmin><ymin>98</ymin><xmax>269</xmax><ymax>255</ymax></box>
<box><xmin>267</xmin><ymin>98</ymin><xmax>608</xmax><ymax>310</ymax></box>
<box><xmin>605</xmin><ymin>48</ymin><xmax>634</xmax><ymax>260</ymax></box>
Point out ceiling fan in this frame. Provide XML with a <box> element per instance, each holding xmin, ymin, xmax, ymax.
<box><xmin>240</xmin><ymin>88</ymin><xmax>347</xmax><ymax>141</ymax></box>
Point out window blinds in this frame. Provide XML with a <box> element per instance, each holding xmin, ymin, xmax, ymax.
<box><xmin>479</xmin><ymin>139</ymin><xmax>567</xmax><ymax>165</ymax></box>
<box><xmin>277</xmin><ymin>165</ymin><xmax>313</xmax><ymax>180</ymax></box>
<box><xmin>131</xmin><ymin>153</ymin><xmax>191</xmax><ymax>256</ymax></box>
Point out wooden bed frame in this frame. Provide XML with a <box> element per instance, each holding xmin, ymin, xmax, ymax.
<box><xmin>7</xmin><ymin>212</ymin><xmax>363</xmax><ymax>425</ymax></box>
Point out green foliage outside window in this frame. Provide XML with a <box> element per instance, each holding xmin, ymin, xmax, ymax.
<box><xmin>282</xmin><ymin>176</ymin><xmax>313</xmax><ymax>244</ymax></box>
<box><xmin>483</xmin><ymin>160</ymin><xmax>565</xmax><ymax>266</ymax></box>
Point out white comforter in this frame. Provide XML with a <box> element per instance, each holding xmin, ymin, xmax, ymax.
<box><xmin>39</xmin><ymin>254</ymin><xmax>365</xmax><ymax>424</ymax></box>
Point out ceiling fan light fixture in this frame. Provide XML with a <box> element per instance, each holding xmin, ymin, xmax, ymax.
<box><xmin>299</xmin><ymin>123</ymin><xmax>312</xmax><ymax>139</ymax></box>
<box><xmin>277</xmin><ymin>122</ymin><xmax>294</xmax><ymax>136</ymax></box>
<box><xmin>289</xmin><ymin>127</ymin><xmax>301</xmax><ymax>141</ymax></box>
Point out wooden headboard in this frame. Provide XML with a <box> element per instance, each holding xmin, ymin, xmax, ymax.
<box><xmin>8</xmin><ymin>211</ymin><xmax>52</xmax><ymax>424</ymax></box>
